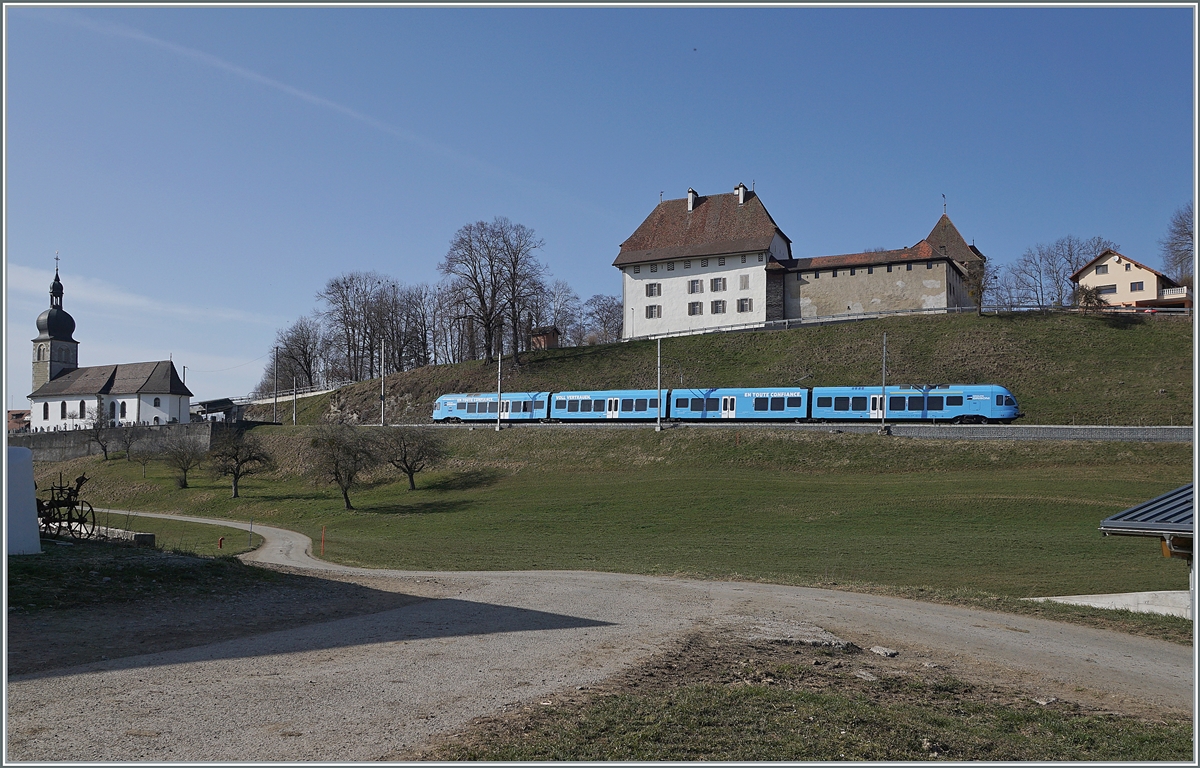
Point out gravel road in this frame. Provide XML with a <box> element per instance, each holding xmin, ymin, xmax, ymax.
<box><xmin>6</xmin><ymin>512</ymin><xmax>1193</xmax><ymax>762</ymax></box>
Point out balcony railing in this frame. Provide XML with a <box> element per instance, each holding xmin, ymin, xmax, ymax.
<box><xmin>1159</xmin><ymin>286</ymin><xmax>1191</xmax><ymax>299</ymax></box>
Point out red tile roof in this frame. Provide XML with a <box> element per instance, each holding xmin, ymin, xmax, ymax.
<box><xmin>613</xmin><ymin>189</ymin><xmax>791</xmax><ymax>267</ymax></box>
<box><xmin>784</xmin><ymin>241</ymin><xmax>966</xmax><ymax>277</ymax></box>
<box><xmin>925</xmin><ymin>214</ymin><xmax>985</xmax><ymax>264</ymax></box>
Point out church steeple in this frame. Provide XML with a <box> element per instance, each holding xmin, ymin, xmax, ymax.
<box><xmin>32</xmin><ymin>259</ymin><xmax>80</xmax><ymax>392</ymax></box>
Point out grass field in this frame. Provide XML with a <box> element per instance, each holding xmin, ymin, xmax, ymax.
<box><xmin>40</xmin><ymin>428</ymin><xmax>1192</xmax><ymax>603</ymax></box>
<box><xmin>247</xmin><ymin>312</ymin><xmax>1193</xmax><ymax>427</ymax></box>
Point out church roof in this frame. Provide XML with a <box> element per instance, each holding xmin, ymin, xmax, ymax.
<box><xmin>33</xmin><ymin>269</ymin><xmax>77</xmax><ymax>343</ymax></box>
<box><xmin>613</xmin><ymin>188</ymin><xmax>791</xmax><ymax>267</ymax></box>
<box><xmin>29</xmin><ymin>361</ymin><xmax>193</xmax><ymax>399</ymax></box>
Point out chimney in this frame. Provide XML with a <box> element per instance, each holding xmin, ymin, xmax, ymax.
<box><xmin>687</xmin><ymin>188</ymin><xmax>697</xmax><ymax>212</ymax></box>
<box><xmin>735</xmin><ymin>183</ymin><xmax>747</xmax><ymax>205</ymax></box>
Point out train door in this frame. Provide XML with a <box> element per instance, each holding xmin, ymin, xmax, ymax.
<box><xmin>870</xmin><ymin>394</ymin><xmax>885</xmax><ymax>420</ymax></box>
<box><xmin>607</xmin><ymin>397</ymin><xmax>620</xmax><ymax>419</ymax></box>
<box><xmin>500</xmin><ymin>400</ymin><xmax>510</xmax><ymax>420</ymax></box>
<box><xmin>721</xmin><ymin>396</ymin><xmax>737</xmax><ymax>419</ymax></box>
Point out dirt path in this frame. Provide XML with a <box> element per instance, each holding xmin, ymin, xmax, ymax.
<box><xmin>6</xmin><ymin>512</ymin><xmax>1193</xmax><ymax>762</ymax></box>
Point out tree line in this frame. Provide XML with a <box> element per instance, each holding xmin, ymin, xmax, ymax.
<box><xmin>257</xmin><ymin>217</ymin><xmax>622</xmax><ymax>395</ymax></box>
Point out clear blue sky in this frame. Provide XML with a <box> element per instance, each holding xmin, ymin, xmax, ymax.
<box><xmin>4</xmin><ymin>5</ymin><xmax>1195</xmax><ymax>404</ymax></box>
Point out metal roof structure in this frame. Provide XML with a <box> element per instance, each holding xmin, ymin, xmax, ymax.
<box><xmin>1099</xmin><ymin>484</ymin><xmax>1193</xmax><ymax>538</ymax></box>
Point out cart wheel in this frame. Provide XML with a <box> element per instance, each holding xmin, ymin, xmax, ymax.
<box><xmin>68</xmin><ymin>502</ymin><xmax>97</xmax><ymax>539</ymax></box>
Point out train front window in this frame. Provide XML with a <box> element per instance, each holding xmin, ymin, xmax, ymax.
<box><xmin>1005</xmin><ymin>396</ymin><xmax>1016</xmax><ymax>407</ymax></box>
<box><xmin>851</xmin><ymin>397</ymin><xmax>867</xmax><ymax>411</ymax></box>
<box><xmin>770</xmin><ymin>397</ymin><xmax>785</xmax><ymax>411</ymax></box>
<box><xmin>834</xmin><ymin>397</ymin><xmax>850</xmax><ymax>411</ymax></box>
<box><xmin>889</xmin><ymin>396</ymin><xmax>906</xmax><ymax>411</ymax></box>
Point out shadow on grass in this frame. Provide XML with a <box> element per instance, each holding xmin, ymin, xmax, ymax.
<box><xmin>1097</xmin><ymin>313</ymin><xmax>1147</xmax><ymax>330</ymax></box>
<box><xmin>424</xmin><ymin>469</ymin><xmax>504</xmax><ymax>492</ymax></box>
<box><xmin>252</xmin><ymin>489</ymin><xmax>332</xmax><ymax>503</ymax></box>
<box><xmin>354</xmin><ymin>498</ymin><xmax>476</xmax><ymax>516</ymax></box>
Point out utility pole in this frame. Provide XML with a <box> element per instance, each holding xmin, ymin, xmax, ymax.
<box><xmin>380</xmin><ymin>338</ymin><xmax>386</xmax><ymax>427</ymax></box>
<box><xmin>272</xmin><ymin>346</ymin><xmax>278</xmax><ymax>424</ymax></box>
<box><xmin>656</xmin><ymin>337</ymin><xmax>662</xmax><ymax>432</ymax></box>
<box><xmin>292</xmin><ymin>376</ymin><xmax>297</xmax><ymax>426</ymax></box>
<box><xmin>495</xmin><ymin>336</ymin><xmax>502</xmax><ymax>432</ymax></box>
<box><xmin>879</xmin><ymin>333</ymin><xmax>888</xmax><ymax>435</ymax></box>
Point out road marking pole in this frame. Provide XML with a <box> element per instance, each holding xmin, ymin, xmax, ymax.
<box><xmin>321</xmin><ymin>525</ymin><xmax>326</xmax><ymax>556</ymax></box>
<box><xmin>248</xmin><ymin>518</ymin><xmax>253</xmax><ymax>548</ymax></box>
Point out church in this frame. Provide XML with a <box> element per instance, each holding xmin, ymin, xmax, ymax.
<box><xmin>27</xmin><ymin>268</ymin><xmax>192</xmax><ymax>431</ymax></box>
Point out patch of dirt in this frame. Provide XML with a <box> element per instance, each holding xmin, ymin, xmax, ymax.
<box><xmin>6</xmin><ymin>564</ymin><xmax>424</xmax><ymax>677</ymax></box>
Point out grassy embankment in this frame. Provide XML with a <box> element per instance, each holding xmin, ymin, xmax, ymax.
<box><xmin>247</xmin><ymin>312</ymin><xmax>1193</xmax><ymax>426</ymax></box>
<box><xmin>39</xmin><ymin>425</ymin><xmax>1193</xmax><ymax>643</ymax></box>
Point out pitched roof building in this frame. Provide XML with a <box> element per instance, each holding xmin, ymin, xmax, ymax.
<box><xmin>27</xmin><ymin>269</ymin><xmax>192</xmax><ymax>430</ymax></box>
<box><xmin>1069</xmin><ymin>249</ymin><xmax>1192</xmax><ymax>310</ymax></box>
<box><xmin>614</xmin><ymin>187</ymin><xmax>985</xmax><ymax>339</ymax></box>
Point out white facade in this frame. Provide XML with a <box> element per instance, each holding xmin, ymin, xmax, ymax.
<box><xmin>621</xmin><ymin>234</ymin><xmax>789</xmax><ymax>339</ymax></box>
<box><xmin>28</xmin><ymin>393</ymin><xmax>190</xmax><ymax>432</ymax></box>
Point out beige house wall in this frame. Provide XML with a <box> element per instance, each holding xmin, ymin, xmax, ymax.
<box><xmin>1073</xmin><ymin>252</ymin><xmax>1167</xmax><ymax>306</ymax></box>
<box><xmin>783</xmin><ymin>260</ymin><xmax>973</xmax><ymax>319</ymax></box>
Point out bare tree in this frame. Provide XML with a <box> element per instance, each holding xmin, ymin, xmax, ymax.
<box><xmin>546</xmin><ymin>279</ymin><xmax>582</xmax><ymax>345</ymax></box>
<box><xmin>493</xmin><ymin>218</ymin><xmax>546</xmax><ymax>365</ymax></box>
<box><xmin>584</xmin><ymin>294</ymin><xmax>623</xmax><ymax>344</ymax></box>
<box><xmin>439</xmin><ymin>220</ymin><xmax>506</xmax><ymax>363</ymax></box>
<box><xmin>963</xmin><ymin>258</ymin><xmax>996</xmax><ymax>314</ymax></box>
<box><xmin>377</xmin><ymin>427</ymin><xmax>446</xmax><ymax>491</ymax></box>
<box><xmin>309</xmin><ymin>424</ymin><xmax>378</xmax><ymax>510</ymax></box>
<box><xmin>130</xmin><ymin>446</ymin><xmax>156</xmax><ymax>479</ymax></box>
<box><xmin>1159</xmin><ymin>202</ymin><xmax>1194</xmax><ymax>286</ymax></box>
<box><xmin>161</xmin><ymin>431</ymin><xmax>206</xmax><ymax>489</ymax></box>
<box><xmin>208</xmin><ymin>429</ymin><xmax>274</xmax><ymax>498</ymax></box>
<box><xmin>1012</xmin><ymin>235</ymin><xmax>1119</xmax><ymax>307</ymax></box>
<box><xmin>317</xmin><ymin>271</ymin><xmax>386</xmax><ymax>382</ymax></box>
<box><xmin>85</xmin><ymin>418</ymin><xmax>113</xmax><ymax>461</ymax></box>
<box><xmin>1075</xmin><ymin>284</ymin><xmax>1111</xmax><ymax>314</ymax></box>
<box><xmin>116</xmin><ymin>424</ymin><xmax>144</xmax><ymax>461</ymax></box>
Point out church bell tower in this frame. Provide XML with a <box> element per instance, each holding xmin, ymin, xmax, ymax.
<box><xmin>32</xmin><ymin>265</ymin><xmax>79</xmax><ymax>391</ymax></box>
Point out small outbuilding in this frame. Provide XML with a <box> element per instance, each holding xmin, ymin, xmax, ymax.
<box><xmin>1099</xmin><ymin>483</ymin><xmax>1193</xmax><ymax>614</ymax></box>
<box><xmin>530</xmin><ymin>326</ymin><xmax>561</xmax><ymax>350</ymax></box>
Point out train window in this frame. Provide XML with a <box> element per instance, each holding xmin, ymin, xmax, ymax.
<box><xmin>851</xmin><ymin>397</ymin><xmax>867</xmax><ymax>411</ymax></box>
<box><xmin>754</xmin><ymin>397</ymin><xmax>768</xmax><ymax>411</ymax></box>
<box><xmin>909</xmin><ymin>396</ymin><xmax>924</xmax><ymax>410</ymax></box>
<box><xmin>649</xmin><ymin>398</ymin><xmax>658</xmax><ymax>408</ymax></box>
<box><xmin>996</xmin><ymin>395</ymin><xmax>1003</xmax><ymax>406</ymax></box>
<box><xmin>770</xmin><ymin>397</ymin><xmax>785</xmax><ymax>411</ymax></box>
<box><xmin>676</xmin><ymin>398</ymin><xmax>689</xmax><ymax>408</ymax></box>
<box><xmin>889</xmin><ymin>396</ymin><xmax>906</xmax><ymax>410</ymax></box>
<box><xmin>787</xmin><ymin>397</ymin><xmax>802</xmax><ymax>408</ymax></box>
<box><xmin>1005</xmin><ymin>396</ymin><xmax>1016</xmax><ymax>407</ymax></box>
<box><xmin>635</xmin><ymin>398</ymin><xmax>648</xmax><ymax>411</ymax></box>
<box><xmin>555</xmin><ymin>399</ymin><xmax>566</xmax><ymax>409</ymax></box>
<box><xmin>834</xmin><ymin>397</ymin><xmax>850</xmax><ymax>411</ymax></box>
<box><xmin>578</xmin><ymin>400</ymin><xmax>591</xmax><ymax>412</ymax></box>
<box><xmin>621</xmin><ymin>399</ymin><xmax>634</xmax><ymax>412</ymax></box>
<box><xmin>927</xmin><ymin>396</ymin><xmax>944</xmax><ymax>410</ymax></box>
<box><xmin>467</xmin><ymin>402</ymin><xmax>477</xmax><ymax>413</ymax></box>
<box><xmin>817</xmin><ymin>396</ymin><xmax>832</xmax><ymax>408</ymax></box>
<box><xmin>706</xmin><ymin>398</ymin><xmax>719</xmax><ymax>411</ymax></box>
<box><xmin>567</xmin><ymin>400</ymin><xmax>580</xmax><ymax>412</ymax></box>
<box><xmin>458</xmin><ymin>401</ymin><xmax>466</xmax><ymax>410</ymax></box>
<box><xmin>947</xmin><ymin>396</ymin><xmax>963</xmax><ymax>406</ymax></box>
<box><xmin>534</xmin><ymin>400</ymin><xmax>544</xmax><ymax>410</ymax></box>
<box><xmin>488</xmin><ymin>402</ymin><xmax>498</xmax><ymax>413</ymax></box>
<box><xmin>690</xmin><ymin>398</ymin><xmax>703</xmax><ymax>411</ymax></box>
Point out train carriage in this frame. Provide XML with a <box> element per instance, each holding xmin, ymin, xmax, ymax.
<box><xmin>810</xmin><ymin>385</ymin><xmax>1021</xmax><ymax>423</ymax></box>
<box><xmin>550</xmin><ymin>389</ymin><xmax>664</xmax><ymax>421</ymax></box>
<box><xmin>433</xmin><ymin>391</ymin><xmax>550</xmax><ymax>422</ymax></box>
<box><xmin>670</xmin><ymin>388</ymin><xmax>807</xmax><ymax>420</ymax></box>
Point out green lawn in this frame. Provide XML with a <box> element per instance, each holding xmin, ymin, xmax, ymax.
<box><xmin>43</xmin><ymin>428</ymin><xmax>1191</xmax><ymax>600</ymax></box>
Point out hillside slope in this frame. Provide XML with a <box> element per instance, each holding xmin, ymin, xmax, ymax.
<box><xmin>247</xmin><ymin>313</ymin><xmax>1193</xmax><ymax>426</ymax></box>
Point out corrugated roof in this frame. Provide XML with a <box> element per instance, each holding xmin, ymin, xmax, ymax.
<box><xmin>613</xmin><ymin>190</ymin><xmax>791</xmax><ymax>267</ymax></box>
<box><xmin>29</xmin><ymin>361</ymin><xmax>193</xmax><ymax>399</ymax></box>
<box><xmin>1099</xmin><ymin>484</ymin><xmax>1193</xmax><ymax>537</ymax></box>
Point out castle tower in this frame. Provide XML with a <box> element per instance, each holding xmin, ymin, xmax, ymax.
<box><xmin>32</xmin><ymin>267</ymin><xmax>79</xmax><ymax>390</ymax></box>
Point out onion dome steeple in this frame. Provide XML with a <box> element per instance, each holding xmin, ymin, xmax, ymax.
<box><xmin>34</xmin><ymin>267</ymin><xmax>77</xmax><ymax>343</ymax></box>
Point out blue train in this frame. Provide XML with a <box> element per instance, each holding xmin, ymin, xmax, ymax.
<box><xmin>432</xmin><ymin>384</ymin><xmax>1022</xmax><ymax>424</ymax></box>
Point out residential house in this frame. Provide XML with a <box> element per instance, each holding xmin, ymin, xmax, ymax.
<box><xmin>1069</xmin><ymin>249</ymin><xmax>1192</xmax><ymax>310</ymax></box>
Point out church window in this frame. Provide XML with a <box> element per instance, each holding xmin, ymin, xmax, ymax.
<box><xmin>61</xmin><ymin>401</ymin><xmax>67</xmax><ymax>419</ymax></box>
<box><xmin>37</xmin><ymin>345</ymin><xmax>45</xmax><ymax>361</ymax></box>
<box><xmin>43</xmin><ymin>403</ymin><xmax>49</xmax><ymax>420</ymax></box>
<box><xmin>80</xmin><ymin>401</ymin><xmax>87</xmax><ymax>419</ymax></box>
<box><xmin>120</xmin><ymin>402</ymin><xmax>127</xmax><ymax>418</ymax></box>
<box><xmin>154</xmin><ymin>397</ymin><xmax>161</xmax><ymax>408</ymax></box>
<box><xmin>109</xmin><ymin>402</ymin><xmax>116</xmax><ymax>420</ymax></box>
<box><xmin>154</xmin><ymin>417</ymin><xmax>160</xmax><ymax>425</ymax></box>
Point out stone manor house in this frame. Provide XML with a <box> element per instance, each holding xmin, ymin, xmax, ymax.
<box><xmin>615</xmin><ymin>184</ymin><xmax>983</xmax><ymax>339</ymax></box>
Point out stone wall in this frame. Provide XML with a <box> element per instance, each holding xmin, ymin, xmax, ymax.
<box><xmin>8</xmin><ymin>422</ymin><xmax>218</xmax><ymax>463</ymax></box>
